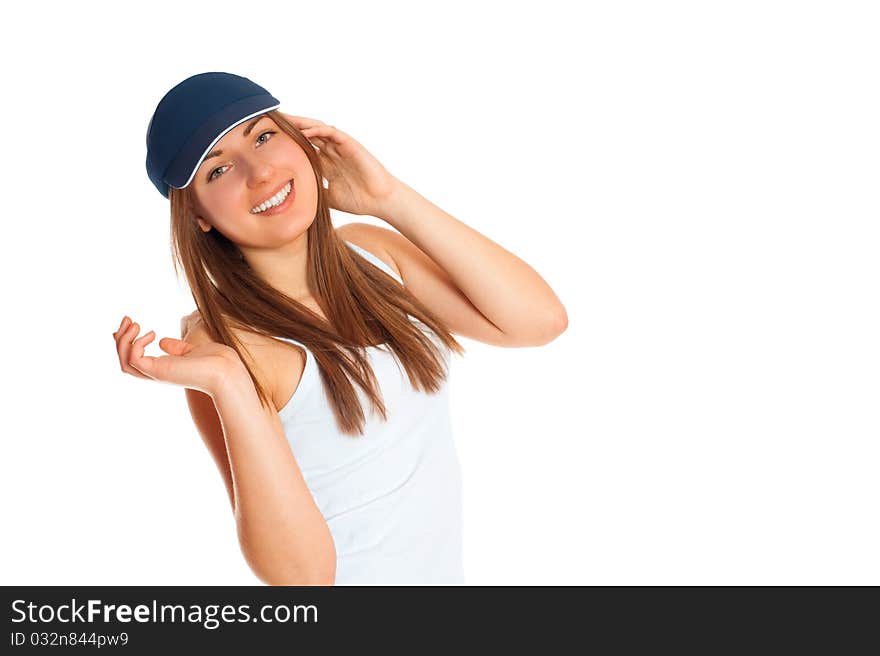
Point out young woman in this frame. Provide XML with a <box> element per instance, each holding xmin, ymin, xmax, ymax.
<box><xmin>114</xmin><ymin>72</ymin><xmax>567</xmax><ymax>586</ymax></box>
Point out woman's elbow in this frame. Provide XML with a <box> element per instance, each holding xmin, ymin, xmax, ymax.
<box><xmin>531</xmin><ymin>304</ymin><xmax>568</xmax><ymax>345</ymax></box>
<box><xmin>264</xmin><ymin>569</ymin><xmax>335</xmax><ymax>587</ymax></box>
<box><xmin>244</xmin><ymin>546</ymin><xmax>336</xmax><ymax>586</ymax></box>
<box><xmin>254</xmin><ymin>559</ymin><xmax>336</xmax><ymax>587</ymax></box>
<box><xmin>502</xmin><ymin>305</ymin><xmax>568</xmax><ymax>347</ymax></box>
<box><xmin>551</xmin><ymin>304</ymin><xmax>568</xmax><ymax>336</ymax></box>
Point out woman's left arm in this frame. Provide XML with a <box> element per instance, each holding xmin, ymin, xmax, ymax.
<box><xmin>375</xmin><ymin>180</ymin><xmax>568</xmax><ymax>345</ymax></box>
<box><xmin>284</xmin><ymin>113</ymin><xmax>567</xmax><ymax>345</ymax></box>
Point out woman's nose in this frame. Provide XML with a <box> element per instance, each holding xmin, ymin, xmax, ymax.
<box><xmin>246</xmin><ymin>160</ymin><xmax>275</xmax><ymax>187</ymax></box>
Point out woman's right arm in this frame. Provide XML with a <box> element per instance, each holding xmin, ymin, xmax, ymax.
<box><xmin>210</xmin><ymin>364</ymin><xmax>336</xmax><ymax>586</ymax></box>
<box><xmin>116</xmin><ymin>315</ymin><xmax>336</xmax><ymax>586</ymax></box>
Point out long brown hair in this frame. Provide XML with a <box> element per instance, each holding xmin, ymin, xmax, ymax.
<box><xmin>168</xmin><ymin>110</ymin><xmax>464</xmax><ymax>435</ymax></box>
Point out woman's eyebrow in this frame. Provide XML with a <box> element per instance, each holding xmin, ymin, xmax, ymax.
<box><xmin>203</xmin><ymin>116</ymin><xmax>267</xmax><ymax>163</ymax></box>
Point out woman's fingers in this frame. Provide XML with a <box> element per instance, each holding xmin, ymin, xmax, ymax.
<box><xmin>303</xmin><ymin>132</ymin><xmax>341</xmax><ymax>159</ymax></box>
<box><xmin>119</xmin><ymin>322</ymin><xmax>143</xmax><ymax>376</ymax></box>
<box><xmin>114</xmin><ymin>318</ymin><xmax>151</xmax><ymax>380</ymax></box>
<box><xmin>128</xmin><ymin>330</ymin><xmax>157</xmax><ymax>379</ymax></box>
<box><xmin>159</xmin><ymin>336</ymin><xmax>192</xmax><ymax>356</ymax></box>
<box><xmin>281</xmin><ymin>113</ymin><xmax>326</xmax><ymax>129</ymax></box>
<box><xmin>307</xmin><ymin>136</ymin><xmax>329</xmax><ymax>151</ymax></box>
<box><xmin>114</xmin><ymin>318</ymin><xmax>228</xmax><ymax>392</ymax></box>
<box><xmin>112</xmin><ymin>315</ymin><xmax>130</xmax><ymax>340</ymax></box>
<box><xmin>301</xmin><ymin>124</ymin><xmax>346</xmax><ymax>145</ymax></box>
<box><xmin>132</xmin><ymin>330</ymin><xmax>156</xmax><ymax>355</ymax></box>
<box><xmin>120</xmin><ymin>321</ymin><xmax>139</xmax><ymax>361</ymax></box>
<box><xmin>114</xmin><ymin>318</ymin><xmax>135</xmax><ymax>344</ymax></box>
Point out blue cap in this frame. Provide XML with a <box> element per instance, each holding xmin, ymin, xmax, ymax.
<box><xmin>145</xmin><ymin>72</ymin><xmax>281</xmax><ymax>198</ymax></box>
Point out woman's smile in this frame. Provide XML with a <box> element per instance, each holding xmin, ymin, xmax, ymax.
<box><xmin>250</xmin><ymin>178</ymin><xmax>296</xmax><ymax>216</ymax></box>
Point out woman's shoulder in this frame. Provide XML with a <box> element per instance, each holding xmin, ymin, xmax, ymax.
<box><xmin>180</xmin><ymin>310</ymin><xmax>267</xmax><ymax>347</ymax></box>
<box><xmin>335</xmin><ymin>222</ymin><xmax>403</xmax><ymax>281</ymax></box>
<box><xmin>180</xmin><ymin>310</ymin><xmax>305</xmax><ymax>413</ymax></box>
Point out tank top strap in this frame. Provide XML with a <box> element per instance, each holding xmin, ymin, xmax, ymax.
<box><xmin>273</xmin><ymin>335</ymin><xmax>318</xmax><ymax>419</ymax></box>
<box><xmin>271</xmin><ymin>240</ymin><xmax>400</xmax><ymax>349</ymax></box>
<box><xmin>345</xmin><ymin>240</ymin><xmax>404</xmax><ymax>285</ymax></box>
<box><xmin>272</xmin><ymin>240</ymin><xmax>401</xmax><ymax>417</ymax></box>
<box><xmin>275</xmin><ymin>335</ymin><xmax>308</xmax><ymax>350</ymax></box>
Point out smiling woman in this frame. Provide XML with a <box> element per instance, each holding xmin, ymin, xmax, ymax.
<box><xmin>118</xmin><ymin>71</ymin><xmax>566</xmax><ymax>586</ymax></box>
<box><xmin>186</xmin><ymin>113</ymin><xmax>320</xmax><ymax>252</ymax></box>
<box><xmin>175</xmin><ymin>103</ymin><xmax>465</xmax><ymax>432</ymax></box>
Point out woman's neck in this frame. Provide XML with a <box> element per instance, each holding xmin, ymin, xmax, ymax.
<box><xmin>241</xmin><ymin>231</ymin><xmax>310</xmax><ymax>300</ymax></box>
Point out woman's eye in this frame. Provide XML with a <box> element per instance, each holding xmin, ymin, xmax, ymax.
<box><xmin>256</xmin><ymin>130</ymin><xmax>276</xmax><ymax>145</ymax></box>
<box><xmin>207</xmin><ymin>131</ymin><xmax>277</xmax><ymax>181</ymax></box>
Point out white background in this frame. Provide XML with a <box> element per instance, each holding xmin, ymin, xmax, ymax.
<box><xmin>1</xmin><ymin>1</ymin><xmax>877</xmax><ymax>585</ymax></box>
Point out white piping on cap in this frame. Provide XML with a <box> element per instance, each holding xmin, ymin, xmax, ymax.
<box><xmin>170</xmin><ymin>103</ymin><xmax>281</xmax><ymax>190</ymax></box>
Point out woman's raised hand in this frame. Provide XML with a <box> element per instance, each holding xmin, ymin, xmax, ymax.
<box><xmin>113</xmin><ymin>315</ymin><xmax>243</xmax><ymax>397</ymax></box>
<box><xmin>280</xmin><ymin>112</ymin><xmax>401</xmax><ymax>218</ymax></box>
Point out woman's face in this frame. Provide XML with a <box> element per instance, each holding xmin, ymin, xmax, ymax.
<box><xmin>189</xmin><ymin>114</ymin><xmax>318</xmax><ymax>247</ymax></box>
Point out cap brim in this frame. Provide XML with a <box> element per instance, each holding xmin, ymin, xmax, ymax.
<box><xmin>165</xmin><ymin>94</ymin><xmax>280</xmax><ymax>191</ymax></box>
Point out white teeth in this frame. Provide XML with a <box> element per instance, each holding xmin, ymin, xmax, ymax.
<box><xmin>251</xmin><ymin>181</ymin><xmax>292</xmax><ymax>213</ymax></box>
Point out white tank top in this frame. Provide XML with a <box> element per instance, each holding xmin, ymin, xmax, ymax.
<box><xmin>274</xmin><ymin>241</ymin><xmax>464</xmax><ymax>585</ymax></box>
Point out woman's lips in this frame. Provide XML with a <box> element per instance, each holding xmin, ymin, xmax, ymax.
<box><xmin>254</xmin><ymin>179</ymin><xmax>296</xmax><ymax>216</ymax></box>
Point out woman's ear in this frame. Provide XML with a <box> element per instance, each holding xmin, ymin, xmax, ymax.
<box><xmin>186</xmin><ymin>195</ymin><xmax>211</xmax><ymax>232</ymax></box>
